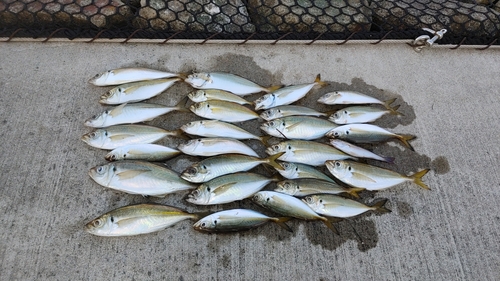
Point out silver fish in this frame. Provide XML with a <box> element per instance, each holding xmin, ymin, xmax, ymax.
<box><xmin>85</xmin><ymin>203</ymin><xmax>198</xmax><ymax>236</ymax></box>
<box><xmin>260</xmin><ymin>105</ymin><xmax>328</xmax><ymax>121</ymax></box>
<box><xmin>184</xmin><ymin>72</ymin><xmax>280</xmax><ymax>96</ymax></box>
<box><xmin>186</xmin><ymin>173</ymin><xmax>276</xmax><ymax>205</ymax></box>
<box><xmin>180</xmin><ymin>120</ymin><xmax>269</xmax><ymax>143</ymax></box>
<box><xmin>89</xmin><ymin>67</ymin><xmax>180</xmax><ymax>86</ymax></box>
<box><xmin>177</xmin><ymin>138</ymin><xmax>259</xmax><ymax>157</ymax></box>
<box><xmin>188</xmin><ymin>89</ymin><xmax>252</xmax><ymax>105</ymax></box>
<box><xmin>84</xmin><ymin>102</ymin><xmax>187</xmax><ymax>128</ymax></box>
<box><xmin>326</xmin><ymin>124</ymin><xmax>416</xmax><ymax>151</ymax></box>
<box><xmin>252</xmin><ymin>191</ymin><xmax>338</xmax><ymax>233</ymax></box>
<box><xmin>189</xmin><ymin>100</ymin><xmax>259</xmax><ymax>123</ymax></box>
<box><xmin>181</xmin><ymin>153</ymin><xmax>283</xmax><ymax>183</ymax></box>
<box><xmin>89</xmin><ymin>160</ymin><xmax>195</xmax><ymax>197</ymax></box>
<box><xmin>105</xmin><ymin>144</ymin><xmax>181</xmax><ymax>162</ymax></box>
<box><xmin>193</xmin><ymin>209</ymin><xmax>291</xmax><ymax>232</ymax></box>
<box><xmin>329</xmin><ymin>139</ymin><xmax>394</xmax><ymax>163</ymax></box>
<box><xmin>276</xmin><ymin>162</ymin><xmax>336</xmax><ymax>183</ymax></box>
<box><xmin>303</xmin><ymin>195</ymin><xmax>391</xmax><ymax>218</ymax></box>
<box><xmin>254</xmin><ymin>74</ymin><xmax>327</xmax><ymax>110</ymax></box>
<box><xmin>318</xmin><ymin>91</ymin><xmax>396</xmax><ymax>107</ymax></box>
<box><xmin>266</xmin><ymin>140</ymin><xmax>354</xmax><ymax>166</ymax></box>
<box><xmin>325</xmin><ymin>160</ymin><xmax>430</xmax><ymax>191</ymax></box>
<box><xmin>81</xmin><ymin>125</ymin><xmax>181</xmax><ymax>150</ymax></box>
<box><xmin>275</xmin><ymin>179</ymin><xmax>364</xmax><ymax>198</ymax></box>
<box><xmin>329</xmin><ymin>105</ymin><xmax>401</xmax><ymax>124</ymax></box>
<box><xmin>260</xmin><ymin>116</ymin><xmax>338</xmax><ymax>140</ymax></box>
<box><xmin>99</xmin><ymin>78</ymin><xmax>181</xmax><ymax>105</ymax></box>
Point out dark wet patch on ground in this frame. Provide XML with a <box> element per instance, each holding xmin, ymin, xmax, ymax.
<box><xmin>431</xmin><ymin>156</ymin><xmax>450</xmax><ymax>175</ymax></box>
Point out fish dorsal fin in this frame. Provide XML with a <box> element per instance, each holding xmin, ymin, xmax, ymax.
<box><xmin>116</xmin><ymin>169</ymin><xmax>151</xmax><ymax>180</ymax></box>
<box><xmin>109</xmin><ymin>103</ymin><xmax>127</xmax><ymax>117</ymax></box>
<box><xmin>351</xmin><ymin>171</ymin><xmax>377</xmax><ymax>183</ymax></box>
<box><xmin>109</xmin><ymin>134</ymin><xmax>135</xmax><ymax>141</ymax></box>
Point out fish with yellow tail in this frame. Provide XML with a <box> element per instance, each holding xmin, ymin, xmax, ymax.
<box><xmin>89</xmin><ymin>68</ymin><xmax>181</xmax><ymax>86</ymax></box>
<box><xmin>325</xmin><ymin>160</ymin><xmax>430</xmax><ymax>191</ymax></box>
<box><xmin>260</xmin><ymin>116</ymin><xmax>338</xmax><ymax>140</ymax></box>
<box><xmin>85</xmin><ymin>203</ymin><xmax>198</xmax><ymax>237</ymax></box>
<box><xmin>329</xmin><ymin>105</ymin><xmax>402</xmax><ymax>124</ymax></box>
<box><xmin>180</xmin><ymin>120</ymin><xmax>270</xmax><ymax>144</ymax></box>
<box><xmin>252</xmin><ymin>191</ymin><xmax>340</xmax><ymax>234</ymax></box>
<box><xmin>105</xmin><ymin>144</ymin><xmax>181</xmax><ymax>162</ymax></box>
<box><xmin>302</xmin><ymin>195</ymin><xmax>391</xmax><ymax>218</ymax></box>
<box><xmin>260</xmin><ymin>105</ymin><xmax>329</xmax><ymax>121</ymax></box>
<box><xmin>318</xmin><ymin>91</ymin><xmax>397</xmax><ymax>109</ymax></box>
<box><xmin>177</xmin><ymin>138</ymin><xmax>259</xmax><ymax>157</ymax></box>
<box><xmin>275</xmin><ymin>179</ymin><xmax>364</xmax><ymax>198</ymax></box>
<box><xmin>99</xmin><ymin>77</ymin><xmax>181</xmax><ymax>105</ymax></box>
<box><xmin>276</xmin><ymin>162</ymin><xmax>337</xmax><ymax>183</ymax></box>
<box><xmin>189</xmin><ymin>100</ymin><xmax>260</xmax><ymax>123</ymax></box>
<box><xmin>188</xmin><ymin>89</ymin><xmax>252</xmax><ymax>105</ymax></box>
<box><xmin>254</xmin><ymin>74</ymin><xmax>328</xmax><ymax>110</ymax></box>
<box><xmin>193</xmin><ymin>209</ymin><xmax>292</xmax><ymax>232</ymax></box>
<box><xmin>184</xmin><ymin>72</ymin><xmax>281</xmax><ymax>96</ymax></box>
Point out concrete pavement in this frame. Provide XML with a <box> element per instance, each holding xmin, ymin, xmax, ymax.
<box><xmin>0</xmin><ymin>42</ymin><xmax>499</xmax><ymax>280</ymax></box>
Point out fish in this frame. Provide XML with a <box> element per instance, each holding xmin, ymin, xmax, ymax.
<box><xmin>329</xmin><ymin>139</ymin><xmax>394</xmax><ymax>163</ymax></box>
<box><xmin>302</xmin><ymin>195</ymin><xmax>391</xmax><ymax>218</ymax></box>
<box><xmin>275</xmin><ymin>179</ymin><xmax>364</xmax><ymax>198</ymax></box>
<box><xmin>89</xmin><ymin>67</ymin><xmax>180</xmax><ymax>86</ymax></box>
<box><xmin>187</xmin><ymin>89</ymin><xmax>252</xmax><ymax>105</ymax></box>
<box><xmin>88</xmin><ymin>160</ymin><xmax>195</xmax><ymax>197</ymax></box>
<box><xmin>186</xmin><ymin>172</ymin><xmax>277</xmax><ymax>205</ymax></box>
<box><xmin>177</xmin><ymin>138</ymin><xmax>259</xmax><ymax>157</ymax></box>
<box><xmin>85</xmin><ymin>203</ymin><xmax>198</xmax><ymax>236</ymax></box>
<box><xmin>260</xmin><ymin>116</ymin><xmax>338</xmax><ymax>140</ymax></box>
<box><xmin>254</xmin><ymin>74</ymin><xmax>328</xmax><ymax>110</ymax></box>
<box><xmin>99</xmin><ymin>78</ymin><xmax>181</xmax><ymax>105</ymax></box>
<box><xmin>84</xmin><ymin>102</ymin><xmax>188</xmax><ymax>128</ymax></box>
<box><xmin>189</xmin><ymin>100</ymin><xmax>259</xmax><ymax>123</ymax></box>
<box><xmin>105</xmin><ymin>144</ymin><xmax>181</xmax><ymax>162</ymax></box>
<box><xmin>180</xmin><ymin>152</ymin><xmax>284</xmax><ymax>183</ymax></box>
<box><xmin>252</xmin><ymin>191</ymin><xmax>339</xmax><ymax>234</ymax></box>
<box><xmin>260</xmin><ymin>105</ymin><xmax>328</xmax><ymax>121</ymax></box>
<box><xmin>180</xmin><ymin>120</ymin><xmax>270</xmax><ymax>144</ymax></box>
<box><xmin>317</xmin><ymin>91</ymin><xmax>397</xmax><ymax>108</ymax></box>
<box><xmin>276</xmin><ymin>162</ymin><xmax>336</xmax><ymax>183</ymax></box>
<box><xmin>329</xmin><ymin>105</ymin><xmax>402</xmax><ymax>124</ymax></box>
<box><xmin>265</xmin><ymin>140</ymin><xmax>355</xmax><ymax>166</ymax></box>
<box><xmin>81</xmin><ymin>125</ymin><xmax>182</xmax><ymax>150</ymax></box>
<box><xmin>325</xmin><ymin>160</ymin><xmax>430</xmax><ymax>190</ymax></box>
<box><xmin>326</xmin><ymin>124</ymin><xmax>416</xmax><ymax>151</ymax></box>
<box><xmin>184</xmin><ymin>72</ymin><xmax>281</xmax><ymax>96</ymax></box>
<box><xmin>193</xmin><ymin>209</ymin><xmax>292</xmax><ymax>232</ymax></box>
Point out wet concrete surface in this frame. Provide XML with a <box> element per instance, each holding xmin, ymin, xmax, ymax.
<box><xmin>0</xmin><ymin>42</ymin><xmax>499</xmax><ymax>280</ymax></box>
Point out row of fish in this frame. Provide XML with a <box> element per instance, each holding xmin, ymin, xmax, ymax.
<box><xmin>83</xmin><ymin>67</ymin><xmax>428</xmax><ymax>236</ymax></box>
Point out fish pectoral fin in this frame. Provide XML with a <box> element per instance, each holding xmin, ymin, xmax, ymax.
<box><xmin>109</xmin><ymin>103</ymin><xmax>127</xmax><ymax>117</ymax></box>
<box><xmin>351</xmin><ymin>172</ymin><xmax>377</xmax><ymax>183</ymax></box>
<box><xmin>109</xmin><ymin>134</ymin><xmax>136</xmax><ymax>141</ymax></box>
<box><xmin>215</xmin><ymin>182</ymin><xmax>239</xmax><ymax>193</ymax></box>
<box><xmin>116</xmin><ymin>169</ymin><xmax>151</xmax><ymax>180</ymax></box>
<box><xmin>285</xmin><ymin>121</ymin><xmax>304</xmax><ymax>131</ymax></box>
<box><xmin>347</xmin><ymin>112</ymin><xmax>366</xmax><ymax>118</ymax></box>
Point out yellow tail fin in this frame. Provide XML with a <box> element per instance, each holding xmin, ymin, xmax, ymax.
<box><xmin>314</xmin><ymin>74</ymin><xmax>329</xmax><ymax>87</ymax></box>
<box><xmin>321</xmin><ymin>217</ymin><xmax>342</xmax><ymax>235</ymax></box>
<box><xmin>397</xmin><ymin>134</ymin><xmax>416</xmax><ymax>151</ymax></box>
<box><xmin>370</xmin><ymin>199</ymin><xmax>392</xmax><ymax>214</ymax></box>
<box><xmin>264</xmin><ymin>152</ymin><xmax>286</xmax><ymax>171</ymax></box>
<box><xmin>411</xmin><ymin>169</ymin><xmax>430</xmax><ymax>190</ymax></box>
<box><xmin>259</xmin><ymin>135</ymin><xmax>272</xmax><ymax>146</ymax></box>
<box><xmin>272</xmin><ymin>217</ymin><xmax>293</xmax><ymax>232</ymax></box>
<box><xmin>346</xmin><ymin>187</ymin><xmax>365</xmax><ymax>199</ymax></box>
<box><xmin>265</xmin><ymin>85</ymin><xmax>283</xmax><ymax>93</ymax></box>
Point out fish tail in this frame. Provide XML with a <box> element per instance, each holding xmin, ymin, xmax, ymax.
<box><xmin>174</xmin><ymin>96</ymin><xmax>191</xmax><ymax>112</ymax></box>
<box><xmin>314</xmin><ymin>74</ymin><xmax>329</xmax><ymax>87</ymax></box>
<box><xmin>264</xmin><ymin>152</ymin><xmax>286</xmax><ymax>171</ymax></box>
<box><xmin>272</xmin><ymin>217</ymin><xmax>293</xmax><ymax>232</ymax></box>
<box><xmin>177</xmin><ymin>72</ymin><xmax>189</xmax><ymax>80</ymax></box>
<box><xmin>346</xmin><ymin>187</ymin><xmax>365</xmax><ymax>199</ymax></box>
<box><xmin>383</xmin><ymin>97</ymin><xmax>397</xmax><ymax>108</ymax></box>
<box><xmin>389</xmin><ymin>104</ymin><xmax>404</xmax><ymax>116</ymax></box>
<box><xmin>321</xmin><ymin>217</ymin><xmax>342</xmax><ymax>235</ymax></box>
<box><xmin>397</xmin><ymin>134</ymin><xmax>416</xmax><ymax>151</ymax></box>
<box><xmin>259</xmin><ymin>135</ymin><xmax>272</xmax><ymax>146</ymax></box>
<box><xmin>383</xmin><ymin>156</ymin><xmax>396</xmax><ymax>164</ymax></box>
<box><xmin>370</xmin><ymin>199</ymin><xmax>392</xmax><ymax>214</ymax></box>
<box><xmin>411</xmin><ymin>169</ymin><xmax>430</xmax><ymax>190</ymax></box>
<box><xmin>168</xmin><ymin>129</ymin><xmax>191</xmax><ymax>140</ymax></box>
<box><xmin>265</xmin><ymin>85</ymin><xmax>282</xmax><ymax>93</ymax></box>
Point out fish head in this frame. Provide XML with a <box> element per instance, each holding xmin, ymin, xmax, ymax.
<box><xmin>186</xmin><ymin>185</ymin><xmax>212</xmax><ymax>205</ymax></box>
<box><xmin>81</xmin><ymin>129</ymin><xmax>107</xmax><ymax>148</ymax></box>
<box><xmin>260</xmin><ymin>108</ymin><xmax>281</xmax><ymax>121</ymax></box>
<box><xmin>318</xmin><ymin>91</ymin><xmax>341</xmax><ymax>104</ymax></box>
<box><xmin>254</xmin><ymin>94</ymin><xmax>275</xmax><ymax>111</ymax></box>
<box><xmin>85</xmin><ymin>214</ymin><xmax>113</xmax><ymax>236</ymax></box>
<box><xmin>325</xmin><ymin>160</ymin><xmax>351</xmax><ymax>180</ymax></box>
<box><xmin>88</xmin><ymin>164</ymin><xmax>114</xmax><ymax>186</ymax></box>
<box><xmin>190</xmin><ymin>102</ymin><xmax>211</xmax><ymax>116</ymax></box>
<box><xmin>329</xmin><ymin>109</ymin><xmax>348</xmax><ymax>124</ymax></box>
<box><xmin>188</xmin><ymin>90</ymin><xmax>208</xmax><ymax>103</ymax></box>
<box><xmin>325</xmin><ymin>127</ymin><xmax>348</xmax><ymax>139</ymax></box>
<box><xmin>181</xmin><ymin>163</ymin><xmax>208</xmax><ymax>183</ymax></box>
<box><xmin>265</xmin><ymin>141</ymin><xmax>290</xmax><ymax>156</ymax></box>
<box><xmin>302</xmin><ymin>195</ymin><xmax>322</xmax><ymax>211</ymax></box>
<box><xmin>84</xmin><ymin>111</ymin><xmax>108</xmax><ymax>128</ymax></box>
<box><xmin>277</xmin><ymin>162</ymin><xmax>298</xmax><ymax>179</ymax></box>
<box><xmin>275</xmin><ymin>180</ymin><xmax>299</xmax><ymax>195</ymax></box>
<box><xmin>88</xmin><ymin>70</ymin><xmax>112</xmax><ymax>86</ymax></box>
<box><xmin>177</xmin><ymin>139</ymin><xmax>202</xmax><ymax>155</ymax></box>
<box><xmin>185</xmin><ymin>73</ymin><xmax>211</xmax><ymax>88</ymax></box>
<box><xmin>180</xmin><ymin>121</ymin><xmax>202</xmax><ymax>135</ymax></box>
<box><xmin>193</xmin><ymin>214</ymin><xmax>217</xmax><ymax>232</ymax></box>
<box><xmin>105</xmin><ymin>148</ymin><xmax>124</xmax><ymax>161</ymax></box>
<box><xmin>99</xmin><ymin>87</ymin><xmax>121</xmax><ymax>104</ymax></box>
<box><xmin>260</xmin><ymin>119</ymin><xmax>286</xmax><ymax>137</ymax></box>
<box><xmin>251</xmin><ymin>191</ymin><xmax>270</xmax><ymax>206</ymax></box>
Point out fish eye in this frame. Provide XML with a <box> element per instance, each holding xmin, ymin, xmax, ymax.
<box><xmin>335</xmin><ymin>161</ymin><xmax>341</xmax><ymax>167</ymax></box>
<box><xmin>90</xmin><ymin>132</ymin><xmax>96</xmax><ymax>137</ymax></box>
<box><xmin>97</xmin><ymin>166</ymin><xmax>103</xmax><ymax>173</ymax></box>
<box><xmin>274</xmin><ymin>145</ymin><xmax>279</xmax><ymax>150</ymax></box>
<box><xmin>187</xmin><ymin>167</ymin><xmax>197</xmax><ymax>174</ymax></box>
<box><xmin>93</xmin><ymin>220</ymin><xmax>101</xmax><ymax>227</ymax></box>
<box><xmin>201</xmin><ymin>222</ymin><xmax>206</xmax><ymax>227</ymax></box>
<box><xmin>269</xmin><ymin>121</ymin><xmax>275</xmax><ymax>126</ymax></box>
<box><xmin>334</xmin><ymin>131</ymin><xmax>340</xmax><ymax>137</ymax></box>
